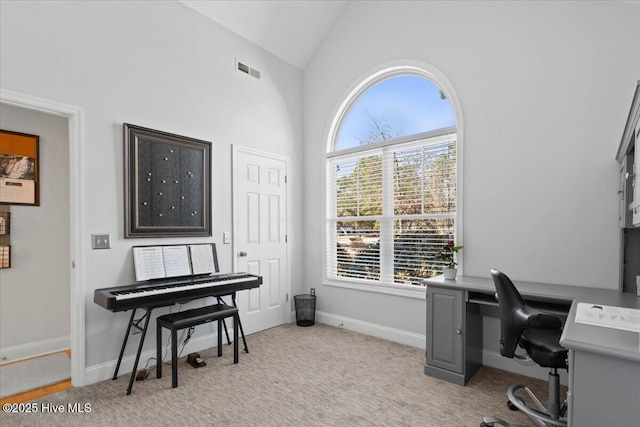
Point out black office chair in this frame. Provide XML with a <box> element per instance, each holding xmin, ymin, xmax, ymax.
<box><xmin>481</xmin><ymin>269</ymin><xmax>568</xmax><ymax>427</ymax></box>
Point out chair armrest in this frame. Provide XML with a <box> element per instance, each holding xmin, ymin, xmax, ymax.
<box><xmin>519</xmin><ymin>307</ymin><xmax>563</xmax><ymax>330</ymax></box>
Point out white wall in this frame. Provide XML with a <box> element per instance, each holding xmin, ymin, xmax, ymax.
<box><xmin>0</xmin><ymin>105</ymin><xmax>70</xmax><ymax>359</ymax></box>
<box><xmin>303</xmin><ymin>1</ymin><xmax>640</xmax><ymax>336</ymax></box>
<box><xmin>0</xmin><ymin>0</ymin><xmax>304</xmax><ymax>377</ymax></box>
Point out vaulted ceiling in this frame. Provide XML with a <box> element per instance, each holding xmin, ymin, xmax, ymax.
<box><xmin>180</xmin><ymin>0</ymin><xmax>640</xmax><ymax>71</ymax></box>
<box><xmin>180</xmin><ymin>0</ymin><xmax>348</xmax><ymax>70</ymax></box>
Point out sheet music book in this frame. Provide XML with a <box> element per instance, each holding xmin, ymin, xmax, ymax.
<box><xmin>189</xmin><ymin>244</ymin><xmax>216</xmax><ymax>275</ymax></box>
<box><xmin>161</xmin><ymin>246</ymin><xmax>192</xmax><ymax>278</ymax></box>
<box><xmin>133</xmin><ymin>244</ymin><xmax>217</xmax><ymax>282</ymax></box>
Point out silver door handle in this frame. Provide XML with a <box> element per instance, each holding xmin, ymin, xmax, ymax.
<box><xmin>239</xmin><ymin>251</ymin><xmax>247</xmax><ymax>257</ymax></box>
<box><xmin>455</xmin><ymin>329</ymin><xmax>462</xmax><ymax>335</ymax></box>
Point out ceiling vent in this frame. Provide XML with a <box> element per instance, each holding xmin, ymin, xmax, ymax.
<box><xmin>236</xmin><ymin>60</ymin><xmax>261</xmax><ymax>80</ymax></box>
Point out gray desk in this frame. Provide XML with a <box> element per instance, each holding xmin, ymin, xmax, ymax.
<box><xmin>423</xmin><ymin>275</ymin><xmax>640</xmax><ymax>427</ymax></box>
<box><xmin>560</xmin><ymin>291</ymin><xmax>640</xmax><ymax>426</ymax></box>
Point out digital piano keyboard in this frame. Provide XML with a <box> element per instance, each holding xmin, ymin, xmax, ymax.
<box><xmin>94</xmin><ymin>272</ymin><xmax>262</xmax><ymax>312</ymax></box>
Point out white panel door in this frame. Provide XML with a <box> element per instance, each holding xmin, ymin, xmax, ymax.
<box><xmin>233</xmin><ymin>146</ymin><xmax>289</xmax><ymax>334</ymax></box>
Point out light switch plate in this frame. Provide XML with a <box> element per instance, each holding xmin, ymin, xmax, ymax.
<box><xmin>223</xmin><ymin>231</ymin><xmax>231</xmax><ymax>244</ymax></box>
<box><xmin>92</xmin><ymin>234</ymin><xmax>111</xmax><ymax>249</ymax></box>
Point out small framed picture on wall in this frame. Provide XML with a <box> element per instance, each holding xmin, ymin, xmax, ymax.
<box><xmin>0</xmin><ymin>129</ymin><xmax>40</xmax><ymax>206</ymax></box>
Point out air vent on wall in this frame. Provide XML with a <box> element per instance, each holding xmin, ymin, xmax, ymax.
<box><xmin>236</xmin><ymin>60</ymin><xmax>261</xmax><ymax>80</ymax></box>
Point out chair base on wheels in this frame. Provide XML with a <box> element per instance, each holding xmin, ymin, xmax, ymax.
<box><xmin>481</xmin><ymin>416</ymin><xmax>528</xmax><ymax>427</ymax></box>
<box><xmin>481</xmin><ymin>370</ymin><xmax>567</xmax><ymax>427</ymax></box>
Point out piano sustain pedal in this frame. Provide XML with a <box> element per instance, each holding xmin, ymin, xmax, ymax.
<box><xmin>187</xmin><ymin>352</ymin><xmax>206</xmax><ymax>368</ymax></box>
<box><xmin>135</xmin><ymin>368</ymin><xmax>150</xmax><ymax>381</ymax></box>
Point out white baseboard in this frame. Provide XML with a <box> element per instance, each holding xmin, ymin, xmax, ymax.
<box><xmin>312</xmin><ymin>310</ymin><xmax>426</xmax><ymax>349</ymax></box>
<box><xmin>1</xmin><ymin>336</ymin><xmax>70</xmax><ymax>362</ymax></box>
<box><xmin>84</xmin><ymin>331</ymin><xmax>232</xmax><ymax>386</ymax></box>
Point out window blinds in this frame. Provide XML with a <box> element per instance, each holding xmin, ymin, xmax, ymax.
<box><xmin>326</xmin><ymin>133</ymin><xmax>457</xmax><ymax>286</ymax></box>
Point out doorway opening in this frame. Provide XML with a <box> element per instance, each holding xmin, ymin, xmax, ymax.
<box><xmin>0</xmin><ymin>89</ymin><xmax>85</xmax><ymax>395</ymax></box>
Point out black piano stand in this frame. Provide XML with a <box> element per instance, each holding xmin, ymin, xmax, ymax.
<box><xmin>217</xmin><ymin>295</ymin><xmax>250</xmax><ymax>354</ymax></box>
<box><xmin>112</xmin><ymin>292</ymin><xmax>249</xmax><ymax>395</ymax></box>
<box><xmin>112</xmin><ymin>307</ymin><xmax>155</xmax><ymax>395</ymax></box>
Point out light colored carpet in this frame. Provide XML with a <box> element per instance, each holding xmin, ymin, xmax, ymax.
<box><xmin>0</xmin><ymin>352</ymin><xmax>71</xmax><ymax>398</ymax></box>
<box><xmin>0</xmin><ymin>323</ymin><xmax>558</xmax><ymax>426</ymax></box>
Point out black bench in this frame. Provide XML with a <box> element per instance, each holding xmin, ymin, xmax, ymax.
<box><xmin>156</xmin><ymin>303</ymin><xmax>239</xmax><ymax>388</ymax></box>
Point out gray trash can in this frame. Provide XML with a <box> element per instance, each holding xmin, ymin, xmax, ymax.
<box><xmin>294</xmin><ymin>294</ymin><xmax>316</xmax><ymax>327</ymax></box>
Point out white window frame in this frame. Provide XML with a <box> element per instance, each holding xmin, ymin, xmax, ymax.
<box><xmin>323</xmin><ymin>61</ymin><xmax>464</xmax><ymax>299</ymax></box>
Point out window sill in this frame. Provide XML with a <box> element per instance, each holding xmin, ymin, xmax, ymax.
<box><xmin>323</xmin><ymin>278</ymin><xmax>426</xmax><ymax>300</ymax></box>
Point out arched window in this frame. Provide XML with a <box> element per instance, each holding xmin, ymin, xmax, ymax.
<box><xmin>326</xmin><ymin>66</ymin><xmax>462</xmax><ymax>290</ymax></box>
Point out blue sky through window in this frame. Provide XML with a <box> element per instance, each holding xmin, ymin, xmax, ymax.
<box><xmin>336</xmin><ymin>76</ymin><xmax>455</xmax><ymax>151</ymax></box>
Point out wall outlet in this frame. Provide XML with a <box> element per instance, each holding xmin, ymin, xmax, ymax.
<box><xmin>310</xmin><ymin>288</ymin><xmax>316</xmax><ymax>296</ymax></box>
<box><xmin>92</xmin><ymin>234</ymin><xmax>111</xmax><ymax>249</ymax></box>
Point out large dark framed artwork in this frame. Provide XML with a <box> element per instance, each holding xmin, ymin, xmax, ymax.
<box><xmin>124</xmin><ymin>123</ymin><xmax>211</xmax><ymax>238</ymax></box>
<box><xmin>0</xmin><ymin>129</ymin><xmax>40</xmax><ymax>206</ymax></box>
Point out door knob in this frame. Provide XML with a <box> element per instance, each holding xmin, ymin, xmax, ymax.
<box><xmin>239</xmin><ymin>251</ymin><xmax>247</xmax><ymax>257</ymax></box>
<box><xmin>455</xmin><ymin>329</ymin><xmax>462</xmax><ymax>335</ymax></box>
